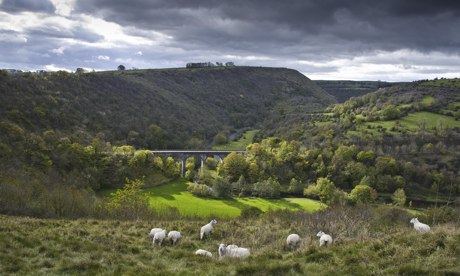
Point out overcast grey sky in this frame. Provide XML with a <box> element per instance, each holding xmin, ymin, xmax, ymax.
<box><xmin>1</xmin><ymin>0</ymin><xmax>460</xmax><ymax>81</ymax></box>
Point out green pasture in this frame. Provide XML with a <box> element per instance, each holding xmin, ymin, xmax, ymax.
<box><xmin>400</xmin><ymin>111</ymin><xmax>460</xmax><ymax>129</ymax></box>
<box><xmin>348</xmin><ymin>111</ymin><xmax>460</xmax><ymax>137</ymax></box>
<box><xmin>145</xmin><ymin>179</ymin><xmax>324</xmax><ymax>218</ymax></box>
<box><xmin>212</xmin><ymin>130</ymin><xmax>258</xmax><ymax>150</ymax></box>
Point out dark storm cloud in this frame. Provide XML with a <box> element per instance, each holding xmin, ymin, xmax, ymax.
<box><xmin>0</xmin><ymin>0</ymin><xmax>55</xmax><ymax>13</ymax></box>
<box><xmin>74</xmin><ymin>0</ymin><xmax>460</xmax><ymax>58</ymax></box>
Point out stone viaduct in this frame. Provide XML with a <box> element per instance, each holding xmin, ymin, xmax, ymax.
<box><xmin>150</xmin><ymin>150</ymin><xmax>246</xmax><ymax>176</ymax></box>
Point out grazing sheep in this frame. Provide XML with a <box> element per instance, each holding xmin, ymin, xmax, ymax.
<box><xmin>168</xmin><ymin>230</ymin><xmax>182</xmax><ymax>245</ymax></box>
<box><xmin>200</xmin><ymin>219</ymin><xmax>217</xmax><ymax>240</ymax></box>
<box><xmin>148</xmin><ymin>228</ymin><xmax>163</xmax><ymax>240</ymax></box>
<box><xmin>195</xmin><ymin>249</ymin><xmax>213</xmax><ymax>257</ymax></box>
<box><xmin>410</xmin><ymin>218</ymin><xmax>431</xmax><ymax>233</ymax></box>
<box><xmin>218</xmin><ymin>244</ymin><xmax>250</xmax><ymax>259</ymax></box>
<box><xmin>153</xmin><ymin>229</ymin><xmax>166</xmax><ymax>246</ymax></box>
<box><xmin>316</xmin><ymin>231</ymin><xmax>333</xmax><ymax>247</ymax></box>
<box><xmin>286</xmin><ymin>234</ymin><xmax>301</xmax><ymax>248</ymax></box>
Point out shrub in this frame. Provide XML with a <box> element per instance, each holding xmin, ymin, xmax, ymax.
<box><xmin>253</xmin><ymin>177</ymin><xmax>281</xmax><ymax>198</ymax></box>
<box><xmin>240</xmin><ymin>206</ymin><xmax>263</xmax><ymax>219</ymax></box>
<box><xmin>213</xmin><ymin>177</ymin><xmax>232</xmax><ymax>198</ymax></box>
<box><xmin>288</xmin><ymin>178</ymin><xmax>304</xmax><ymax>195</ymax></box>
<box><xmin>304</xmin><ymin>183</ymin><xmax>320</xmax><ymax>199</ymax></box>
<box><xmin>187</xmin><ymin>183</ymin><xmax>212</xmax><ymax>198</ymax></box>
<box><xmin>105</xmin><ymin>178</ymin><xmax>151</xmax><ymax>220</ymax></box>
<box><xmin>214</xmin><ymin>132</ymin><xmax>228</xmax><ymax>145</ymax></box>
<box><xmin>349</xmin><ymin>185</ymin><xmax>377</xmax><ymax>205</ymax></box>
<box><xmin>423</xmin><ymin>206</ymin><xmax>457</xmax><ymax>225</ymax></box>
<box><xmin>305</xmin><ymin>177</ymin><xmax>337</xmax><ymax>204</ymax></box>
<box><xmin>391</xmin><ymin>188</ymin><xmax>406</xmax><ymax>206</ymax></box>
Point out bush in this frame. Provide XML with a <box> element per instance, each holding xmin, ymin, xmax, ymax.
<box><xmin>253</xmin><ymin>178</ymin><xmax>281</xmax><ymax>199</ymax></box>
<box><xmin>105</xmin><ymin>178</ymin><xmax>151</xmax><ymax>220</ymax></box>
<box><xmin>349</xmin><ymin>185</ymin><xmax>377</xmax><ymax>205</ymax></box>
<box><xmin>214</xmin><ymin>132</ymin><xmax>228</xmax><ymax>145</ymax></box>
<box><xmin>213</xmin><ymin>177</ymin><xmax>232</xmax><ymax>198</ymax></box>
<box><xmin>187</xmin><ymin>183</ymin><xmax>212</xmax><ymax>198</ymax></box>
<box><xmin>240</xmin><ymin>206</ymin><xmax>263</xmax><ymax>219</ymax></box>
<box><xmin>391</xmin><ymin>188</ymin><xmax>406</xmax><ymax>206</ymax></box>
<box><xmin>288</xmin><ymin>178</ymin><xmax>304</xmax><ymax>195</ymax></box>
<box><xmin>423</xmin><ymin>206</ymin><xmax>457</xmax><ymax>224</ymax></box>
<box><xmin>375</xmin><ymin>205</ymin><xmax>411</xmax><ymax>226</ymax></box>
<box><xmin>304</xmin><ymin>184</ymin><xmax>320</xmax><ymax>199</ymax></box>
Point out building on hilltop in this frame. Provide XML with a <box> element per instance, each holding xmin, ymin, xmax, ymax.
<box><xmin>186</xmin><ymin>61</ymin><xmax>235</xmax><ymax>68</ymax></box>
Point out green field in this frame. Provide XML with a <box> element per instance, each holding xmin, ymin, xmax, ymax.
<box><xmin>348</xmin><ymin>111</ymin><xmax>460</xmax><ymax>137</ymax></box>
<box><xmin>212</xmin><ymin>130</ymin><xmax>258</xmax><ymax>150</ymax></box>
<box><xmin>145</xmin><ymin>179</ymin><xmax>324</xmax><ymax>218</ymax></box>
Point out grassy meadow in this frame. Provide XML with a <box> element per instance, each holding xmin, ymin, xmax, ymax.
<box><xmin>348</xmin><ymin>110</ymin><xmax>460</xmax><ymax>137</ymax></box>
<box><xmin>1</xmin><ymin>206</ymin><xmax>459</xmax><ymax>275</ymax></box>
<box><xmin>145</xmin><ymin>179</ymin><xmax>324</xmax><ymax>218</ymax></box>
<box><xmin>212</xmin><ymin>130</ymin><xmax>258</xmax><ymax>150</ymax></box>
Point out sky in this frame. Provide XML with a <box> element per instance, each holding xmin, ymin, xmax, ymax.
<box><xmin>1</xmin><ymin>0</ymin><xmax>460</xmax><ymax>81</ymax></box>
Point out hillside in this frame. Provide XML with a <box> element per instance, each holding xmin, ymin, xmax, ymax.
<box><xmin>260</xmin><ymin>78</ymin><xmax>460</xmax><ymax>202</ymax></box>
<box><xmin>314</xmin><ymin>80</ymin><xmax>402</xmax><ymax>102</ymax></box>
<box><xmin>0</xmin><ymin>67</ymin><xmax>335</xmax><ymax>149</ymax></box>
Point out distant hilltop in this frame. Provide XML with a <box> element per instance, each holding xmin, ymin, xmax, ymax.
<box><xmin>186</xmin><ymin>61</ymin><xmax>235</xmax><ymax>68</ymax></box>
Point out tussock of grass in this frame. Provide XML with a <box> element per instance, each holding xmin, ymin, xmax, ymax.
<box><xmin>1</xmin><ymin>206</ymin><xmax>459</xmax><ymax>275</ymax></box>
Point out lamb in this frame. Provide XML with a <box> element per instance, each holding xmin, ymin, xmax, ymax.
<box><xmin>167</xmin><ymin>230</ymin><xmax>182</xmax><ymax>245</ymax></box>
<box><xmin>286</xmin><ymin>233</ymin><xmax>301</xmax><ymax>248</ymax></box>
<box><xmin>153</xmin><ymin>229</ymin><xmax>166</xmax><ymax>246</ymax></box>
<box><xmin>200</xmin><ymin>219</ymin><xmax>217</xmax><ymax>239</ymax></box>
<box><xmin>316</xmin><ymin>231</ymin><xmax>333</xmax><ymax>247</ymax></box>
<box><xmin>195</xmin><ymin>249</ymin><xmax>213</xmax><ymax>257</ymax></box>
<box><xmin>148</xmin><ymin>228</ymin><xmax>163</xmax><ymax>240</ymax></box>
<box><xmin>218</xmin><ymin>243</ymin><xmax>250</xmax><ymax>259</ymax></box>
<box><xmin>410</xmin><ymin>218</ymin><xmax>431</xmax><ymax>233</ymax></box>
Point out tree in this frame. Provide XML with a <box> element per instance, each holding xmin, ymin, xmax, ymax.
<box><xmin>316</xmin><ymin>177</ymin><xmax>337</xmax><ymax>204</ymax></box>
<box><xmin>253</xmin><ymin>177</ymin><xmax>280</xmax><ymax>198</ymax></box>
<box><xmin>117</xmin><ymin>65</ymin><xmax>126</xmax><ymax>71</ymax></box>
<box><xmin>214</xmin><ymin>132</ymin><xmax>228</xmax><ymax>145</ymax></box>
<box><xmin>288</xmin><ymin>178</ymin><xmax>304</xmax><ymax>195</ymax></box>
<box><xmin>75</xmin><ymin>68</ymin><xmax>85</xmax><ymax>74</ymax></box>
<box><xmin>213</xmin><ymin>177</ymin><xmax>232</xmax><ymax>198</ymax></box>
<box><xmin>349</xmin><ymin>184</ymin><xmax>377</xmax><ymax>205</ymax></box>
<box><xmin>106</xmin><ymin>178</ymin><xmax>150</xmax><ymax>219</ymax></box>
<box><xmin>382</xmin><ymin>105</ymin><xmax>400</xmax><ymax>120</ymax></box>
<box><xmin>392</xmin><ymin>188</ymin><xmax>406</xmax><ymax>206</ymax></box>
<box><xmin>220</xmin><ymin>152</ymin><xmax>248</xmax><ymax>182</ymax></box>
<box><xmin>144</xmin><ymin>124</ymin><xmax>166</xmax><ymax>149</ymax></box>
<box><xmin>205</xmin><ymin>157</ymin><xmax>218</xmax><ymax>170</ymax></box>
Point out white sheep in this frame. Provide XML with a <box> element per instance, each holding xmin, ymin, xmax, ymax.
<box><xmin>316</xmin><ymin>231</ymin><xmax>333</xmax><ymax>247</ymax></box>
<box><xmin>410</xmin><ymin>218</ymin><xmax>431</xmax><ymax>233</ymax></box>
<box><xmin>218</xmin><ymin>243</ymin><xmax>250</xmax><ymax>259</ymax></box>
<box><xmin>286</xmin><ymin>233</ymin><xmax>301</xmax><ymax>248</ymax></box>
<box><xmin>200</xmin><ymin>219</ymin><xmax>217</xmax><ymax>239</ymax></box>
<box><xmin>168</xmin><ymin>230</ymin><xmax>182</xmax><ymax>245</ymax></box>
<box><xmin>195</xmin><ymin>249</ymin><xmax>213</xmax><ymax>257</ymax></box>
<box><xmin>148</xmin><ymin>228</ymin><xmax>163</xmax><ymax>240</ymax></box>
<box><xmin>153</xmin><ymin>229</ymin><xmax>166</xmax><ymax>246</ymax></box>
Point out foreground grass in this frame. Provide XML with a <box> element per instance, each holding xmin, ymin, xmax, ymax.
<box><xmin>212</xmin><ymin>130</ymin><xmax>258</xmax><ymax>150</ymax></box>
<box><xmin>145</xmin><ymin>179</ymin><xmax>323</xmax><ymax>218</ymax></box>
<box><xmin>1</xmin><ymin>207</ymin><xmax>459</xmax><ymax>275</ymax></box>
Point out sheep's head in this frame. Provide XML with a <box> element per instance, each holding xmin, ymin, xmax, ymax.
<box><xmin>218</xmin><ymin>244</ymin><xmax>226</xmax><ymax>257</ymax></box>
<box><xmin>410</xmin><ymin>218</ymin><xmax>417</xmax><ymax>224</ymax></box>
<box><xmin>316</xmin><ymin>231</ymin><xmax>324</xmax><ymax>238</ymax></box>
<box><xmin>211</xmin><ymin>219</ymin><xmax>217</xmax><ymax>225</ymax></box>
